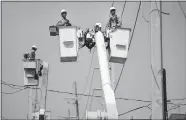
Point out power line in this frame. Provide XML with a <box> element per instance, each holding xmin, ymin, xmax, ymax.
<box><xmin>120</xmin><ymin>1</ymin><xmax>127</xmax><ymax>24</ymax></box>
<box><xmin>142</xmin><ymin>2</ymin><xmax>150</xmax><ymax>23</ymax></box>
<box><xmin>83</xmin><ymin>66</ymin><xmax>95</xmax><ymax>118</ymax></box>
<box><xmin>114</xmin><ymin>1</ymin><xmax>141</xmax><ymax>92</ymax></box>
<box><xmin>2</xmin><ymin>81</ymin><xmax>185</xmax><ymax>103</ymax></box>
<box><xmin>79</xmin><ymin>47</ymin><xmax>95</xmax><ymax>101</ymax></box>
<box><xmin>2</xmin><ymin>81</ymin><xmax>23</xmax><ymax>90</ymax></box>
<box><xmin>2</xmin><ymin>80</ymin><xmax>25</xmax><ymax>88</ymax></box>
<box><xmin>128</xmin><ymin>1</ymin><xmax>142</xmax><ymax>50</ymax></box>
<box><xmin>116</xmin><ymin>97</ymin><xmax>151</xmax><ymax>103</ymax></box>
<box><xmin>178</xmin><ymin>1</ymin><xmax>186</xmax><ymax>20</ymax></box>
<box><xmin>111</xmin><ymin>1</ymin><xmax>114</xmax><ymax>7</ymax></box>
<box><xmin>2</xmin><ymin>87</ymin><xmax>28</xmax><ymax>94</ymax></box>
<box><xmin>114</xmin><ymin>62</ymin><xmax>125</xmax><ymax>92</ymax></box>
<box><xmin>118</xmin><ymin>103</ymin><xmax>151</xmax><ymax>116</ymax></box>
<box><xmin>168</xmin><ymin>106</ymin><xmax>180</xmax><ymax>112</ymax></box>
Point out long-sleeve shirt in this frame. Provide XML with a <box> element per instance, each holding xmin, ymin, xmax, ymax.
<box><xmin>106</xmin><ymin>15</ymin><xmax>122</xmax><ymax>29</ymax></box>
<box><xmin>56</xmin><ymin>18</ymin><xmax>71</xmax><ymax>27</ymax></box>
<box><xmin>56</xmin><ymin>18</ymin><xmax>71</xmax><ymax>34</ymax></box>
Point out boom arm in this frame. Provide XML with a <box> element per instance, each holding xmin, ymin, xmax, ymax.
<box><xmin>95</xmin><ymin>32</ymin><xmax>118</xmax><ymax>119</ymax></box>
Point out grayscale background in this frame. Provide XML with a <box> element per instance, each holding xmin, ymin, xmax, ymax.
<box><xmin>1</xmin><ymin>1</ymin><xmax>186</xmax><ymax>119</ymax></box>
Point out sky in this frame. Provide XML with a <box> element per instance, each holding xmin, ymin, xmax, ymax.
<box><xmin>1</xmin><ymin>1</ymin><xmax>186</xmax><ymax>119</ymax></box>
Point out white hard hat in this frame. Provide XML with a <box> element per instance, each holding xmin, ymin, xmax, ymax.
<box><xmin>32</xmin><ymin>45</ymin><xmax>37</xmax><ymax>49</ymax></box>
<box><xmin>61</xmin><ymin>9</ymin><xmax>67</xmax><ymax>14</ymax></box>
<box><xmin>95</xmin><ymin>23</ymin><xmax>102</xmax><ymax>28</ymax></box>
<box><xmin>110</xmin><ymin>7</ymin><xmax>116</xmax><ymax>11</ymax></box>
<box><xmin>39</xmin><ymin>108</ymin><xmax>45</xmax><ymax>115</ymax></box>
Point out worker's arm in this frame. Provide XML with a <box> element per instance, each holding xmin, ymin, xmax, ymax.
<box><xmin>116</xmin><ymin>16</ymin><xmax>122</xmax><ymax>27</ymax></box>
<box><xmin>56</xmin><ymin>20</ymin><xmax>67</xmax><ymax>27</ymax></box>
<box><xmin>106</xmin><ymin>18</ymin><xmax>111</xmax><ymax>29</ymax></box>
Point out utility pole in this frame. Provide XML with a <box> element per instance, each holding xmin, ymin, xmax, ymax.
<box><xmin>68</xmin><ymin>109</ymin><xmax>70</xmax><ymax>120</ymax></box>
<box><xmin>150</xmin><ymin>1</ymin><xmax>164</xmax><ymax>119</ymax></box>
<box><xmin>74</xmin><ymin>82</ymin><xmax>80</xmax><ymax>120</ymax></box>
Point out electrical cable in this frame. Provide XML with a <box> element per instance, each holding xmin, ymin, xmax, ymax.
<box><xmin>120</xmin><ymin>1</ymin><xmax>127</xmax><ymax>24</ymax></box>
<box><xmin>79</xmin><ymin>47</ymin><xmax>95</xmax><ymax>101</ymax></box>
<box><xmin>128</xmin><ymin>1</ymin><xmax>142</xmax><ymax>50</ymax></box>
<box><xmin>115</xmin><ymin>1</ymin><xmax>141</xmax><ymax>92</ymax></box>
<box><xmin>2</xmin><ymin>87</ymin><xmax>28</xmax><ymax>94</ymax></box>
<box><xmin>3</xmin><ymin>81</ymin><xmax>186</xmax><ymax>104</ymax></box>
<box><xmin>118</xmin><ymin>103</ymin><xmax>151</xmax><ymax>116</ymax></box>
<box><xmin>111</xmin><ymin>1</ymin><xmax>114</xmax><ymax>7</ymax></box>
<box><xmin>1</xmin><ymin>81</ymin><xmax>23</xmax><ymax>90</ymax></box>
<box><xmin>178</xmin><ymin>1</ymin><xmax>186</xmax><ymax>20</ymax></box>
<box><xmin>83</xmin><ymin>66</ymin><xmax>95</xmax><ymax>118</ymax></box>
<box><xmin>142</xmin><ymin>2</ymin><xmax>150</xmax><ymax>23</ymax></box>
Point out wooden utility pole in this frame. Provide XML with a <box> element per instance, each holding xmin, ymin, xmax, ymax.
<box><xmin>74</xmin><ymin>82</ymin><xmax>80</xmax><ymax>120</ymax></box>
<box><xmin>150</xmin><ymin>1</ymin><xmax>164</xmax><ymax>119</ymax></box>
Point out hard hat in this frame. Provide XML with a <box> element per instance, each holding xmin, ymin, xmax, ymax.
<box><xmin>110</xmin><ymin>7</ymin><xmax>116</xmax><ymax>11</ymax></box>
<box><xmin>61</xmin><ymin>9</ymin><xmax>67</xmax><ymax>14</ymax></box>
<box><xmin>95</xmin><ymin>23</ymin><xmax>102</xmax><ymax>28</ymax></box>
<box><xmin>39</xmin><ymin>108</ymin><xmax>45</xmax><ymax>115</ymax></box>
<box><xmin>32</xmin><ymin>45</ymin><xmax>37</xmax><ymax>49</ymax></box>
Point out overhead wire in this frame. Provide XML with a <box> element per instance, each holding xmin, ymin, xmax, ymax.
<box><xmin>83</xmin><ymin>66</ymin><xmax>96</xmax><ymax>118</ymax></box>
<box><xmin>142</xmin><ymin>2</ymin><xmax>150</xmax><ymax>23</ymax></box>
<box><xmin>178</xmin><ymin>1</ymin><xmax>186</xmax><ymax>20</ymax></box>
<box><xmin>1</xmin><ymin>81</ymin><xmax>23</xmax><ymax>90</ymax></box>
<box><xmin>114</xmin><ymin>1</ymin><xmax>142</xmax><ymax>92</ymax></box>
<box><xmin>2</xmin><ymin>87</ymin><xmax>28</xmax><ymax>94</ymax></box>
<box><xmin>120</xmin><ymin>1</ymin><xmax>127</xmax><ymax>24</ymax></box>
<box><xmin>111</xmin><ymin>1</ymin><xmax>114</xmax><ymax>7</ymax></box>
<box><xmin>118</xmin><ymin>103</ymin><xmax>151</xmax><ymax>116</ymax></box>
<box><xmin>128</xmin><ymin>1</ymin><xmax>142</xmax><ymax>50</ymax></box>
<box><xmin>2</xmin><ymin>81</ymin><xmax>186</xmax><ymax>103</ymax></box>
<box><xmin>78</xmin><ymin>47</ymin><xmax>95</xmax><ymax>101</ymax></box>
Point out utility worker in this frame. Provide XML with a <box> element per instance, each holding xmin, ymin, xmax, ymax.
<box><xmin>106</xmin><ymin>7</ymin><xmax>122</xmax><ymax>30</ymax></box>
<box><xmin>56</xmin><ymin>9</ymin><xmax>72</xmax><ymax>34</ymax></box>
<box><xmin>105</xmin><ymin>7</ymin><xmax>122</xmax><ymax>49</ymax></box>
<box><xmin>29</xmin><ymin>45</ymin><xmax>37</xmax><ymax>61</ymax></box>
<box><xmin>39</xmin><ymin>107</ymin><xmax>45</xmax><ymax>120</ymax></box>
<box><xmin>77</xmin><ymin>27</ymin><xmax>84</xmax><ymax>49</ymax></box>
<box><xmin>81</xmin><ymin>28</ymin><xmax>95</xmax><ymax>52</ymax></box>
<box><xmin>23</xmin><ymin>45</ymin><xmax>37</xmax><ymax>61</ymax></box>
<box><xmin>94</xmin><ymin>23</ymin><xmax>102</xmax><ymax>33</ymax></box>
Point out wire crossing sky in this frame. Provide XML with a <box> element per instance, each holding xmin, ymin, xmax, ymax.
<box><xmin>2</xmin><ymin>1</ymin><xmax>186</xmax><ymax>119</ymax></box>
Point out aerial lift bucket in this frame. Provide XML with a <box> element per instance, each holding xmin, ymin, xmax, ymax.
<box><xmin>23</xmin><ymin>59</ymin><xmax>43</xmax><ymax>86</ymax></box>
<box><xmin>58</xmin><ymin>26</ymin><xmax>78</xmax><ymax>62</ymax></box>
<box><xmin>108</xmin><ymin>28</ymin><xmax>131</xmax><ymax>64</ymax></box>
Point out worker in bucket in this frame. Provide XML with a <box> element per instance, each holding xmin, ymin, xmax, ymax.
<box><xmin>56</xmin><ymin>9</ymin><xmax>72</xmax><ymax>34</ymax></box>
<box><xmin>23</xmin><ymin>45</ymin><xmax>37</xmax><ymax>61</ymax></box>
<box><xmin>29</xmin><ymin>45</ymin><xmax>37</xmax><ymax>61</ymax></box>
<box><xmin>106</xmin><ymin>7</ymin><xmax>122</xmax><ymax>38</ymax></box>
<box><xmin>94</xmin><ymin>23</ymin><xmax>102</xmax><ymax>33</ymax></box>
<box><xmin>83</xmin><ymin>28</ymin><xmax>95</xmax><ymax>52</ymax></box>
<box><xmin>39</xmin><ymin>107</ymin><xmax>45</xmax><ymax>120</ymax></box>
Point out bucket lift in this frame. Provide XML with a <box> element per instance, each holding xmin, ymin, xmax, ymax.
<box><xmin>49</xmin><ymin>26</ymin><xmax>78</xmax><ymax>62</ymax></box>
<box><xmin>108</xmin><ymin>28</ymin><xmax>131</xmax><ymax>64</ymax></box>
<box><xmin>23</xmin><ymin>59</ymin><xmax>43</xmax><ymax>86</ymax></box>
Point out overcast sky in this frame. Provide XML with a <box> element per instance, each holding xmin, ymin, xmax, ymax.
<box><xmin>2</xmin><ymin>1</ymin><xmax>186</xmax><ymax>119</ymax></box>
